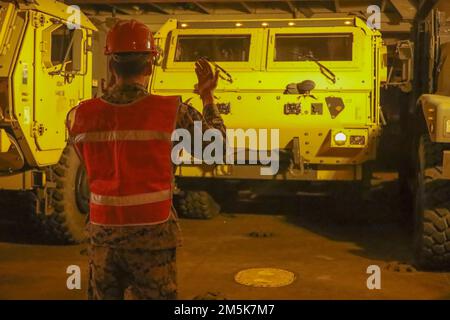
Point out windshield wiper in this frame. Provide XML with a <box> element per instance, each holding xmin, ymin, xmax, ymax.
<box><xmin>291</xmin><ymin>52</ymin><xmax>337</xmax><ymax>84</ymax></box>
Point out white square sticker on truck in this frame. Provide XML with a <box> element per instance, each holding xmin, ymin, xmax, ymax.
<box><xmin>23</xmin><ymin>106</ymin><xmax>30</xmax><ymax>125</ymax></box>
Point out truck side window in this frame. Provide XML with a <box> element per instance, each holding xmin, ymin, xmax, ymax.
<box><xmin>275</xmin><ymin>33</ymin><xmax>353</xmax><ymax>61</ymax></box>
<box><xmin>50</xmin><ymin>25</ymin><xmax>74</xmax><ymax>68</ymax></box>
<box><xmin>175</xmin><ymin>35</ymin><xmax>251</xmax><ymax>62</ymax></box>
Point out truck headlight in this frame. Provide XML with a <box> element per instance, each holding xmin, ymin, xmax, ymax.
<box><xmin>331</xmin><ymin>129</ymin><xmax>368</xmax><ymax>148</ymax></box>
<box><xmin>333</xmin><ymin>132</ymin><xmax>347</xmax><ymax>146</ymax></box>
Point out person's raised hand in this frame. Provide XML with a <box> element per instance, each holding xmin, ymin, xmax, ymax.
<box><xmin>195</xmin><ymin>58</ymin><xmax>219</xmax><ymax>103</ymax></box>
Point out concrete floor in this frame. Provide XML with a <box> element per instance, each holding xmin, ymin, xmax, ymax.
<box><xmin>0</xmin><ymin>173</ymin><xmax>449</xmax><ymax>300</ymax></box>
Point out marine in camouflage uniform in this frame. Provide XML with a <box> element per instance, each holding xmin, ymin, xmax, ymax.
<box><xmin>86</xmin><ymin>83</ymin><xmax>225</xmax><ymax>300</ymax></box>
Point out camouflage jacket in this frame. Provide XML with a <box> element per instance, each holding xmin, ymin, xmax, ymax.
<box><xmin>86</xmin><ymin>83</ymin><xmax>225</xmax><ymax>250</ymax></box>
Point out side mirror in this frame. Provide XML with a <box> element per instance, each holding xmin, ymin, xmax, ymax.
<box><xmin>386</xmin><ymin>40</ymin><xmax>414</xmax><ymax>92</ymax></box>
<box><xmin>71</xmin><ymin>29</ymin><xmax>84</xmax><ymax>73</ymax></box>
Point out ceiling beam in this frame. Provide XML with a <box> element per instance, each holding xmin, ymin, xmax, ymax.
<box><xmin>389</xmin><ymin>0</ymin><xmax>417</xmax><ymax>20</ymax></box>
<box><xmin>334</xmin><ymin>0</ymin><xmax>341</xmax><ymax>13</ymax></box>
<box><xmin>285</xmin><ymin>1</ymin><xmax>298</xmax><ymax>18</ymax></box>
<box><xmin>146</xmin><ymin>2</ymin><xmax>170</xmax><ymax>15</ymax></box>
<box><xmin>132</xmin><ymin>5</ymin><xmax>144</xmax><ymax>15</ymax></box>
<box><xmin>108</xmin><ymin>5</ymin><xmax>133</xmax><ymax>15</ymax></box>
<box><xmin>70</xmin><ymin>0</ymin><xmax>311</xmax><ymax>3</ymax></box>
<box><xmin>240</xmin><ymin>2</ymin><xmax>252</xmax><ymax>14</ymax></box>
<box><xmin>416</xmin><ymin>0</ymin><xmax>438</xmax><ymax>20</ymax></box>
<box><xmin>297</xmin><ymin>5</ymin><xmax>314</xmax><ymax>18</ymax></box>
<box><xmin>192</xmin><ymin>1</ymin><xmax>210</xmax><ymax>14</ymax></box>
<box><xmin>108</xmin><ymin>5</ymin><xmax>117</xmax><ymax>14</ymax></box>
<box><xmin>381</xmin><ymin>0</ymin><xmax>388</xmax><ymax>12</ymax></box>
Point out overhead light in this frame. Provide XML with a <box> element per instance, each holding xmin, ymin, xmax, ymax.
<box><xmin>261</xmin><ymin>22</ymin><xmax>269</xmax><ymax>27</ymax></box>
<box><xmin>288</xmin><ymin>22</ymin><xmax>295</xmax><ymax>26</ymax></box>
<box><xmin>235</xmin><ymin>22</ymin><xmax>243</xmax><ymax>27</ymax></box>
<box><xmin>181</xmin><ymin>23</ymin><xmax>188</xmax><ymax>28</ymax></box>
<box><xmin>344</xmin><ymin>21</ymin><xmax>352</xmax><ymax>25</ymax></box>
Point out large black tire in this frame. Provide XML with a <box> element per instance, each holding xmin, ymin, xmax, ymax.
<box><xmin>208</xmin><ymin>180</ymin><xmax>239</xmax><ymax>213</ymax></box>
<box><xmin>36</xmin><ymin>146</ymin><xmax>89</xmax><ymax>243</ymax></box>
<box><xmin>176</xmin><ymin>191</ymin><xmax>220</xmax><ymax>219</ymax></box>
<box><xmin>413</xmin><ymin>134</ymin><xmax>450</xmax><ymax>270</ymax></box>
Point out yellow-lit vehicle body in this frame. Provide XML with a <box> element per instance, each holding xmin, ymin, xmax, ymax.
<box><xmin>151</xmin><ymin>18</ymin><xmax>387</xmax><ymax>184</ymax></box>
<box><xmin>0</xmin><ymin>0</ymin><xmax>96</xmax><ymax>242</ymax></box>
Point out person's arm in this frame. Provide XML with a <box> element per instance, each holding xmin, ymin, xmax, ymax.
<box><xmin>176</xmin><ymin>58</ymin><xmax>226</xmax><ymax>142</ymax></box>
<box><xmin>177</xmin><ymin>59</ymin><xmax>226</xmax><ymax>138</ymax></box>
<box><xmin>65</xmin><ymin>106</ymin><xmax>77</xmax><ymax>144</ymax></box>
<box><xmin>176</xmin><ymin>103</ymin><xmax>225</xmax><ymax>141</ymax></box>
<box><xmin>202</xmin><ymin>100</ymin><xmax>226</xmax><ymax>137</ymax></box>
<box><xmin>195</xmin><ymin>58</ymin><xmax>222</xmax><ymax>126</ymax></box>
<box><xmin>65</xmin><ymin>105</ymin><xmax>85</xmax><ymax>163</ymax></box>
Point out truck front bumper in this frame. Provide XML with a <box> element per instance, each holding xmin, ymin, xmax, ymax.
<box><xmin>175</xmin><ymin>163</ymin><xmax>363</xmax><ymax>181</ymax></box>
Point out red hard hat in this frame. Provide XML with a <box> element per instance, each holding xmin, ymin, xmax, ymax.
<box><xmin>105</xmin><ymin>19</ymin><xmax>157</xmax><ymax>55</ymax></box>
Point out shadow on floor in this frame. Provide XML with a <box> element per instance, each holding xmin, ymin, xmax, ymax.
<box><xmin>220</xmin><ymin>177</ymin><xmax>414</xmax><ymax>265</ymax></box>
<box><xmin>0</xmin><ymin>191</ymin><xmax>55</xmax><ymax>245</ymax></box>
<box><xmin>0</xmin><ymin>175</ymin><xmax>415</xmax><ymax>265</ymax></box>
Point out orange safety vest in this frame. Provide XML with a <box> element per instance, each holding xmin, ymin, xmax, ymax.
<box><xmin>69</xmin><ymin>95</ymin><xmax>179</xmax><ymax>226</ymax></box>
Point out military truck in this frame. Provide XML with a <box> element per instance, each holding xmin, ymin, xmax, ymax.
<box><xmin>0</xmin><ymin>0</ymin><xmax>95</xmax><ymax>242</ymax></box>
<box><xmin>150</xmin><ymin>18</ymin><xmax>387</xmax><ymax>218</ymax></box>
<box><xmin>400</xmin><ymin>0</ymin><xmax>450</xmax><ymax>269</ymax></box>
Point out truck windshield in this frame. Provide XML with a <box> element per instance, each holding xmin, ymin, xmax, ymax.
<box><xmin>275</xmin><ymin>33</ymin><xmax>353</xmax><ymax>61</ymax></box>
<box><xmin>175</xmin><ymin>35</ymin><xmax>251</xmax><ymax>62</ymax></box>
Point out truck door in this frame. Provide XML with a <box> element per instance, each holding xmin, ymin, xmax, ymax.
<box><xmin>33</xmin><ymin>19</ymin><xmax>86</xmax><ymax>151</ymax></box>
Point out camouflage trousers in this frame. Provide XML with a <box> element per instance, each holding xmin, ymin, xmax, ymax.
<box><xmin>88</xmin><ymin>245</ymin><xmax>177</xmax><ymax>300</ymax></box>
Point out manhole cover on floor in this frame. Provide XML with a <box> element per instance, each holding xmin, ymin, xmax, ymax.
<box><xmin>234</xmin><ymin>268</ymin><xmax>295</xmax><ymax>288</ymax></box>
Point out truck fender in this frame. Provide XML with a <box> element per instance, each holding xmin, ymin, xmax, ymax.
<box><xmin>418</xmin><ymin>94</ymin><xmax>450</xmax><ymax>143</ymax></box>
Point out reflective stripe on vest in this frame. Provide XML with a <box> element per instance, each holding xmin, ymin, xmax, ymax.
<box><xmin>74</xmin><ymin>130</ymin><xmax>171</xmax><ymax>144</ymax></box>
<box><xmin>90</xmin><ymin>189</ymin><xmax>171</xmax><ymax>207</ymax></box>
<box><xmin>69</xmin><ymin>95</ymin><xmax>179</xmax><ymax>226</ymax></box>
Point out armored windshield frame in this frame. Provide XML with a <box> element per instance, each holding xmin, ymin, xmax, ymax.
<box><xmin>274</xmin><ymin>33</ymin><xmax>353</xmax><ymax>62</ymax></box>
<box><xmin>266</xmin><ymin>28</ymin><xmax>367</xmax><ymax>72</ymax></box>
<box><xmin>165</xmin><ymin>28</ymin><xmax>260</xmax><ymax>70</ymax></box>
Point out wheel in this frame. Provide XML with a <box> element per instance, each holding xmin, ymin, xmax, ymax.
<box><xmin>175</xmin><ymin>190</ymin><xmax>220</xmax><ymax>219</ymax></box>
<box><xmin>36</xmin><ymin>146</ymin><xmax>89</xmax><ymax>243</ymax></box>
<box><xmin>413</xmin><ymin>134</ymin><xmax>450</xmax><ymax>270</ymax></box>
<box><xmin>208</xmin><ymin>180</ymin><xmax>239</xmax><ymax>213</ymax></box>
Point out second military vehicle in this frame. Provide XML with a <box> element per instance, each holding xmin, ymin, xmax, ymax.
<box><xmin>150</xmin><ymin>17</ymin><xmax>387</xmax><ymax>218</ymax></box>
